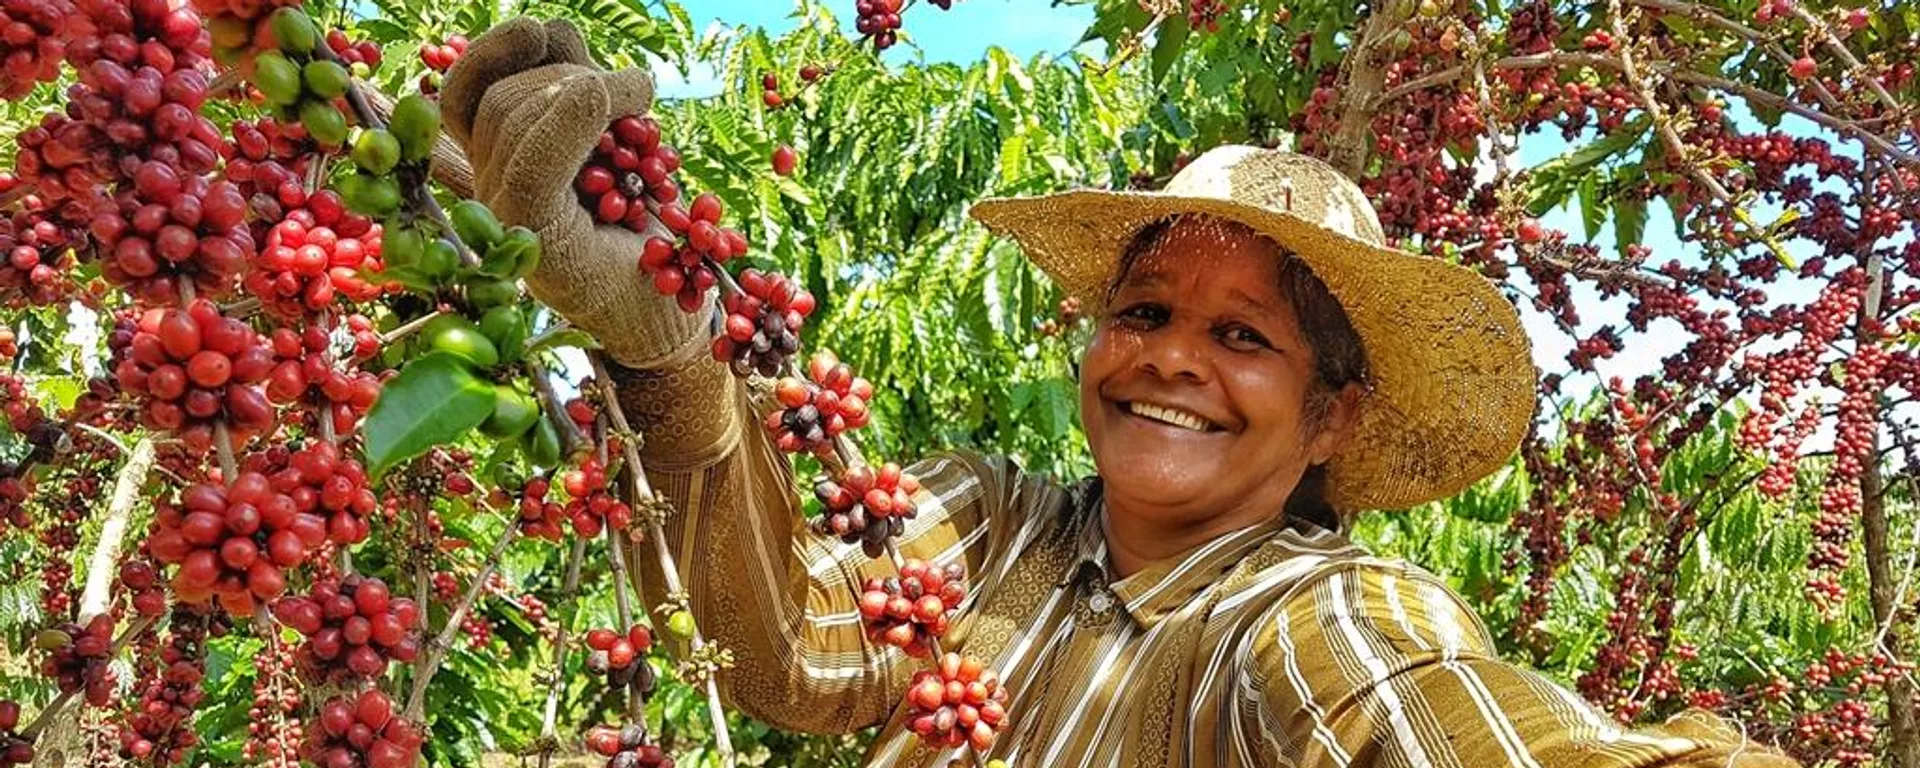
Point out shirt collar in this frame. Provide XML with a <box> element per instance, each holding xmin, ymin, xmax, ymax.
<box><xmin>1058</xmin><ymin>489</ymin><xmax>1316</xmax><ymax>629</ymax></box>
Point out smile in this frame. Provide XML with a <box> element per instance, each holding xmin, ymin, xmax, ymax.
<box><xmin>1122</xmin><ymin>401</ymin><xmax>1221</xmax><ymax>432</ymax></box>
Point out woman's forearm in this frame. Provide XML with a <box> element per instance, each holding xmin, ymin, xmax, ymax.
<box><xmin>605</xmin><ymin>351</ymin><xmax>1005</xmax><ymax>734</ymax></box>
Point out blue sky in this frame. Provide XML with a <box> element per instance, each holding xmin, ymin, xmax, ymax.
<box><xmin>654</xmin><ymin>1</ymin><xmax>1096</xmax><ymax>97</ymax></box>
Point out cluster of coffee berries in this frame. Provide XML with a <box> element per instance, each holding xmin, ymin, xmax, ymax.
<box><xmin>415</xmin><ymin>34</ymin><xmax>467</xmax><ymax>93</ymax></box>
<box><xmin>712</xmin><ymin>268</ymin><xmax>815</xmax><ymax>377</ymax></box>
<box><xmin>223</xmin><ymin>117</ymin><xmax>317</xmax><ymax>215</ymax></box>
<box><xmin>506</xmin><ymin>475</ymin><xmax>569</xmax><ymax>541</ymax></box>
<box><xmin>117</xmin><ymin>606</ymin><xmax>209</xmax><ymax>765</ymax></box>
<box><xmin>246</xmin><ymin>193</ymin><xmax>387</xmax><ymax>317</ymax></box>
<box><xmin>766</xmin><ymin>352</ymin><xmax>873</xmax><ymax>456</ymax></box>
<box><xmin>242</xmin><ymin>634</ymin><xmax>300</xmax><ymax>768</ymax></box>
<box><xmin>559</xmin><ymin>457</ymin><xmax>631</xmax><ymax>537</ymax></box>
<box><xmin>0</xmin><ymin>0</ymin><xmax>73</xmax><ymax>98</ymax></box>
<box><xmin>88</xmin><ymin>174</ymin><xmax>253</xmax><ymax>302</ymax></box>
<box><xmin>246</xmin><ymin>10</ymin><xmax>357</xmax><ymax>149</ymax></box>
<box><xmin>324</xmin><ymin>28</ymin><xmax>382</xmax><ymax>70</ymax></box>
<box><xmin>584</xmin><ymin>624</ymin><xmax>656</xmax><ymax>696</ymax></box>
<box><xmin>576</xmin><ymin>115</ymin><xmax>680</xmax><ymax>228</ymax></box>
<box><xmin>903</xmin><ymin>652</ymin><xmax>1008</xmax><ymax>751</ymax></box>
<box><xmin>121</xmin><ymin>559</ymin><xmax>170</xmax><ymax>617</ymax></box>
<box><xmin>813</xmin><ymin>461</ymin><xmax>920</xmax><ymax>554</ymax></box>
<box><xmin>112</xmin><ymin>300</ymin><xmax>277</xmax><ymax>440</ymax></box>
<box><xmin>0</xmin><ymin>209</ymin><xmax>78</xmax><ymax>305</ymax></box>
<box><xmin>0</xmin><ymin>469</ymin><xmax>31</xmax><ymax>540</ymax></box>
<box><xmin>250</xmin><ymin>442</ymin><xmax>378</xmax><ymax>546</ymax></box>
<box><xmin>417</xmin><ymin>34</ymin><xmax>466</xmax><ymax>71</ymax></box>
<box><xmin>37</xmin><ymin>615</ymin><xmax>119</xmax><ymax>708</ymax></box>
<box><xmin>759</xmin><ymin>72</ymin><xmax>785</xmax><ymax>109</ymax></box>
<box><xmin>854</xmin><ymin>0</ymin><xmax>904</xmax><ymax>50</ymax></box>
<box><xmin>264</xmin><ymin>324</ymin><xmax>383</xmax><ymax>434</ymax></box>
<box><xmin>272</xmin><ymin>575</ymin><xmax>422</xmax><ymax>683</ymax></box>
<box><xmin>638</xmin><ymin>192</ymin><xmax>747</xmax><ymax>312</ymax></box>
<box><xmin>585</xmin><ymin>724</ymin><xmax>674</xmax><ymax>768</ymax></box>
<box><xmin>0</xmin><ymin>700</ymin><xmax>32</xmax><ymax>766</ymax></box>
<box><xmin>147</xmin><ymin>472</ymin><xmax>327</xmax><ymax>613</ymax></box>
<box><xmin>1187</xmin><ymin>0</ymin><xmax>1229</xmax><ymax>31</ymax></box>
<box><xmin>301</xmin><ymin>691</ymin><xmax>422</xmax><ymax>768</ymax></box>
<box><xmin>859</xmin><ymin>559</ymin><xmax>963</xmax><ymax>656</ymax></box>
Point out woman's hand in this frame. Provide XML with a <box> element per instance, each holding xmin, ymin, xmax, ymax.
<box><xmin>441</xmin><ymin>18</ymin><xmax>705</xmax><ymax>369</ymax></box>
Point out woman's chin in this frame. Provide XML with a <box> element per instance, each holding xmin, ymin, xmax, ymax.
<box><xmin>1096</xmin><ymin>454</ymin><xmax>1217</xmax><ymax>510</ymax></box>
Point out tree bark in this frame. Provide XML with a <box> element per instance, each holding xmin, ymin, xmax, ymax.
<box><xmin>1857</xmin><ymin>194</ymin><xmax>1917</xmax><ymax>768</ymax></box>
<box><xmin>1860</xmin><ymin>458</ymin><xmax>1917</xmax><ymax>768</ymax></box>
<box><xmin>78</xmin><ymin>438</ymin><xmax>154</xmax><ymax>621</ymax></box>
<box><xmin>1324</xmin><ymin>0</ymin><xmax>1416</xmax><ymax>177</ymax></box>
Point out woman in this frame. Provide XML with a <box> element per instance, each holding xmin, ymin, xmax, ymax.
<box><xmin>442</xmin><ymin>20</ymin><xmax>1797</xmax><ymax>767</ymax></box>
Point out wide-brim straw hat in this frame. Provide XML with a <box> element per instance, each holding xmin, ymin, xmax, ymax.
<box><xmin>968</xmin><ymin>146</ymin><xmax>1536</xmax><ymax>512</ymax></box>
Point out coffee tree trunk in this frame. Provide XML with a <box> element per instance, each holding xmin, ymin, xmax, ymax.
<box><xmin>1861</xmin><ymin>459</ymin><xmax>1917</xmax><ymax>768</ymax></box>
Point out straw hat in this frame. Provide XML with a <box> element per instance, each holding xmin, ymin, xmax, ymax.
<box><xmin>968</xmin><ymin>146</ymin><xmax>1537</xmax><ymax>512</ymax></box>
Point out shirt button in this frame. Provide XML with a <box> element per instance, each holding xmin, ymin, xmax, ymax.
<box><xmin>1088</xmin><ymin>590</ymin><xmax>1114</xmax><ymax>614</ymax></box>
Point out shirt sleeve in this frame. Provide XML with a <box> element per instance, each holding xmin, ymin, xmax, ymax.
<box><xmin>1246</xmin><ymin>561</ymin><xmax>1799</xmax><ymax>768</ymax></box>
<box><xmin>605</xmin><ymin>345</ymin><xmax>1031</xmax><ymax>734</ymax></box>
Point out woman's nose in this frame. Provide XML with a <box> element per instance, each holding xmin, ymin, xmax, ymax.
<box><xmin>1134</xmin><ymin>328</ymin><xmax>1210</xmax><ymax>383</ymax></box>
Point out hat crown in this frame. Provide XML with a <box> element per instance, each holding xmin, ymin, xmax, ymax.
<box><xmin>1162</xmin><ymin>146</ymin><xmax>1387</xmax><ymax>247</ymax></box>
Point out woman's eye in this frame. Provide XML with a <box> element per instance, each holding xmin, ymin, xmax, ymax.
<box><xmin>1219</xmin><ymin>325</ymin><xmax>1271</xmax><ymax>350</ymax></box>
<box><xmin>1115</xmin><ymin>304</ymin><xmax>1168</xmax><ymax>326</ymax></box>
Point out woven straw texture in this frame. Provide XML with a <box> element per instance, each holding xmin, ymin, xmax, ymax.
<box><xmin>970</xmin><ymin>147</ymin><xmax>1537</xmax><ymax>512</ymax></box>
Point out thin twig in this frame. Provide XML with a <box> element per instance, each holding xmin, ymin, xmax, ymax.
<box><xmin>536</xmin><ymin>536</ymin><xmax>589</xmax><ymax>768</ymax></box>
<box><xmin>77</xmin><ymin>438</ymin><xmax>155</xmax><ymax>622</ymax></box>
<box><xmin>403</xmin><ymin>517</ymin><xmax>522</xmax><ymax>720</ymax></box>
<box><xmin>587</xmin><ymin>353</ymin><xmax>734</xmax><ymax>765</ymax></box>
<box><xmin>380</xmin><ymin>310</ymin><xmax>447</xmax><ymax>346</ymax></box>
<box><xmin>1605</xmin><ymin>1</ymin><xmax>1796</xmax><ymax>267</ymax></box>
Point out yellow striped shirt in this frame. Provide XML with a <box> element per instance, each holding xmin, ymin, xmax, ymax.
<box><xmin>610</xmin><ymin>349</ymin><xmax>1796</xmax><ymax>767</ymax></box>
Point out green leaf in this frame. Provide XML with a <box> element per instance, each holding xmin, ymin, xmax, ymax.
<box><xmin>1524</xmin><ymin>115</ymin><xmax>1649</xmax><ymax>214</ymax></box>
<box><xmin>525</xmin><ymin>327</ymin><xmax>602</xmax><ymax>354</ymax></box>
<box><xmin>1576</xmin><ymin>174</ymin><xmax>1604</xmax><ymax>241</ymax></box>
<box><xmin>1150</xmin><ymin>15</ymin><xmax>1191</xmax><ymax>84</ymax></box>
<box><xmin>363</xmin><ymin>352</ymin><xmax>496</xmax><ymax>477</ymax></box>
<box><xmin>1613</xmin><ymin>192</ymin><xmax>1648</xmax><ymax>257</ymax></box>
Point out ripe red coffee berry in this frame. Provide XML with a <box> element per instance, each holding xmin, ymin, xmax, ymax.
<box><xmin>902</xmin><ymin>652</ymin><xmax>1008</xmax><ymax>751</ymax></box>
<box><xmin>772</xmin><ymin>145</ymin><xmax>798</xmax><ymax>177</ymax></box>
<box><xmin>859</xmin><ymin>559</ymin><xmax>964</xmax><ymax>656</ymax></box>
<box><xmin>273</xmin><ymin>576</ymin><xmax>420</xmax><ymax>685</ymax></box>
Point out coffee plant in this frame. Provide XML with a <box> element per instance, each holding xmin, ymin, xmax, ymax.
<box><xmin>0</xmin><ymin>0</ymin><xmax>1916</xmax><ymax>765</ymax></box>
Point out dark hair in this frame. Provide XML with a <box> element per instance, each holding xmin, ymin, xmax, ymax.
<box><xmin>1106</xmin><ymin>215</ymin><xmax>1369</xmax><ymax>532</ymax></box>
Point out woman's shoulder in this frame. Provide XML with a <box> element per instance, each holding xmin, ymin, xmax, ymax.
<box><xmin>1224</xmin><ymin>541</ymin><xmax>1497</xmax><ymax>661</ymax></box>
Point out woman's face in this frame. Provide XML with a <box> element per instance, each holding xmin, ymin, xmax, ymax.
<box><xmin>1080</xmin><ymin>218</ymin><xmax>1357</xmax><ymax>529</ymax></box>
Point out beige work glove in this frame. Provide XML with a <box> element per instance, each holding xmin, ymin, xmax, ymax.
<box><xmin>441</xmin><ymin>18</ymin><xmax>707</xmax><ymax>369</ymax></box>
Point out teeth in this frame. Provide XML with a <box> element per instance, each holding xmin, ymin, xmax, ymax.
<box><xmin>1126</xmin><ymin>402</ymin><xmax>1213</xmax><ymax>432</ymax></box>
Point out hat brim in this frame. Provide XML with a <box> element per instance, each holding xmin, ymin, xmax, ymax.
<box><xmin>969</xmin><ymin>189</ymin><xmax>1537</xmax><ymax>512</ymax></box>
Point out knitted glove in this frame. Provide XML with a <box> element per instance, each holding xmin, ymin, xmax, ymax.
<box><xmin>441</xmin><ymin>17</ymin><xmax>707</xmax><ymax>369</ymax></box>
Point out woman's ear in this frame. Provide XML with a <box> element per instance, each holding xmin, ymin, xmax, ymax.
<box><xmin>1307</xmin><ymin>382</ymin><xmax>1367</xmax><ymax>467</ymax></box>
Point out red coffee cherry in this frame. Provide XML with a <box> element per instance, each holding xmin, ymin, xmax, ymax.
<box><xmin>902</xmin><ymin>652</ymin><xmax>1009</xmax><ymax>752</ymax></box>
<box><xmin>146</xmin><ymin>471</ymin><xmax>323</xmax><ymax>615</ymax></box>
<box><xmin>859</xmin><ymin>558</ymin><xmax>963</xmax><ymax>657</ymax></box>
<box><xmin>272</xmin><ymin>575</ymin><xmax>421</xmax><ymax>685</ymax></box>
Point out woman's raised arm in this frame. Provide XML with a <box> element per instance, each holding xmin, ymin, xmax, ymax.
<box><xmin>606</xmin><ymin>344</ymin><xmax>1028</xmax><ymax>733</ymax></box>
<box><xmin>440</xmin><ymin>18</ymin><xmax>1035</xmax><ymax>733</ymax></box>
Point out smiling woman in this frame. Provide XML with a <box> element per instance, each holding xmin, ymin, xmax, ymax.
<box><xmin>1086</xmin><ymin>215</ymin><xmax>1368</xmax><ymax>545</ymax></box>
<box><xmin>444</xmin><ymin>31</ymin><xmax>1800</xmax><ymax>764</ymax></box>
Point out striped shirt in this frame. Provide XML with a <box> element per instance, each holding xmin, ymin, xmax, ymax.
<box><xmin>609</xmin><ymin>352</ymin><xmax>1796</xmax><ymax>767</ymax></box>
